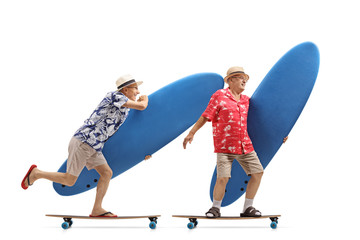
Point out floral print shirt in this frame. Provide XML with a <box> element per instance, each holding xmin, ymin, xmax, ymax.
<box><xmin>74</xmin><ymin>91</ymin><xmax>129</xmax><ymax>152</ymax></box>
<box><xmin>202</xmin><ymin>88</ymin><xmax>254</xmax><ymax>154</ymax></box>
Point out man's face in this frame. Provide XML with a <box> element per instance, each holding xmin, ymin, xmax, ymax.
<box><xmin>229</xmin><ymin>74</ymin><xmax>248</xmax><ymax>91</ymax></box>
<box><xmin>122</xmin><ymin>83</ymin><xmax>140</xmax><ymax>101</ymax></box>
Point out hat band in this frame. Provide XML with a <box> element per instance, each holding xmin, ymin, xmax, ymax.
<box><xmin>229</xmin><ymin>71</ymin><xmax>245</xmax><ymax>75</ymax></box>
<box><xmin>117</xmin><ymin>79</ymin><xmax>136</xmax><ymax>89</ymax></box>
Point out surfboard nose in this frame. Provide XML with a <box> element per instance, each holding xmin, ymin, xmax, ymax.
<box><xmin>295</xmin><ymin>41</ymin><xmax>320</xmax><ymax>67</ymax></box>
<box><xmin>281</xmin><ymin>42</ymin><xmax>320</xmax><ymax>86</ymax></box>
<box><xmin>299</xmin><ymin>42</ymin><xmax>320</xmax><ymax>82</ymax></box>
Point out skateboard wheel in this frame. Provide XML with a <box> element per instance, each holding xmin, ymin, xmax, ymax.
<box><xmin>149</xmin><ymin>221</ymin><xmax>157</xmax><ymax>229</ymax></box>
<box><xmin>270</xmin><ymin>222</ymin><xmax>277</xmax><ymax>229</ymax></box>
<box><xmin>187</xmin><ymin>222</ymin><xmax>195</xmax><ymax>229</ymax></box>
<box><xmin>62</xmin><ymin>222</ymin><xmax>70</xmax><ymax>230</ymax></box>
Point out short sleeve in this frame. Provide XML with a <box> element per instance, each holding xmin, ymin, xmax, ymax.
<box><xmin>201</xmin><ymin>90</ymin><xmax>221</xmax><ymax>122</ymax></box>
<box><xmin>112</xmin><ymin>92</ymin><xmax>129</xmax><ymax>109</ymax></box>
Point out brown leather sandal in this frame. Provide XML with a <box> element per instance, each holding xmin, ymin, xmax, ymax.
<box><xmin>205</xmin><ymin>207</ymin><xmax>221</xmax><ymax>218</ymax></box>
<box><xmin>241</xmin><ymin>206</ymin><xmax>262</xmax><ymax>217</ymax></box>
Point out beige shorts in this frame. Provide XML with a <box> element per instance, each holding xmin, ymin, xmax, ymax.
<box><xmin>67</xmin><ymin>137</ymin><xmax>107</xmax><ymax>177</ymax></box>
<box><xmin>217</xmin><ymin>151</ymin><xmax>264</xmax><ymax>178</ymax></box>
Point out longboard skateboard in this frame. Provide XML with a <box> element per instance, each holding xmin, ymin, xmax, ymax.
<box><xmin>172</xmin><ymin>214</ymin><xmax>280</xmax><ymax>229</ymax></box>
<box><xmin>46</xmin><ymin>214</ymin><xmax>161</xmax><ymax>229</ymax></box>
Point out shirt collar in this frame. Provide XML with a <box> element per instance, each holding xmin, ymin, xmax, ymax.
<box><xmin>225</xmin><ymin>87</ymin><xmax>242</xmax><ymax>102</ymax></box>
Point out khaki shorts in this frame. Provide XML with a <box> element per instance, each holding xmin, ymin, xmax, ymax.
<box><xmin>67</xmin><ymin>137</ymin><xmax>107</xmax><ymax>177</ymax></box>
<box><xmin>217</xmin><ymin>151</ymin><xmax>264</xmax><ymax>178</ymax></box>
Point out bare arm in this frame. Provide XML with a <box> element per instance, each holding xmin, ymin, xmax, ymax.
<box><xmin>183</xmin><ymin>116</ymin><xmax>208</xmax><ymax>149</ymax></box>
<box><xmin>123</xmin><ymin>95</ymin><xmax>148</xmax><ymax>110</ymax></box>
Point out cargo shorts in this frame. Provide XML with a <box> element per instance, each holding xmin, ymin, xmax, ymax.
<box><xmin>217</xmin><ymin>151</ymin><xmax>264</xmax><ymax>178</ymax></box>
<box><xmin>66</xmin><ymin>137</ymin><xmax>107</xmax><ymax>177</ymax></box>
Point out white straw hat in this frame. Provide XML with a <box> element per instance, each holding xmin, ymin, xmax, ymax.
<box><xmin>116</xmin><ymin>74</ymin><xmax>143</xmax><ymax>90</ymax></box>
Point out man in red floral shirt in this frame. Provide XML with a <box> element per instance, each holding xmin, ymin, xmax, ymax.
<box><xmin>183</xmin><ymin>67</ymin><xmax>287</xmax><ymax>218</ymax></box>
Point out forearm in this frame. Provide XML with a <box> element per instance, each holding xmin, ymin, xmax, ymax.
<box><xmin>138</xmin><ymin>100</ymin><xmax>148</xmax><ymax>110</ymax></box>
<box><xmin>123</xmin><ymin>96</ymin><xmax>148</xmax><ymax>110</ymax></box>
<box><xmin>138</xmin><ymin>96</ymin><xmax>148</xmax><ymax>110</ymax></box>
<box><xmin>189</xmin><ymin>116</ymin><xmax>207</xmax><ymax>135</ymax></box>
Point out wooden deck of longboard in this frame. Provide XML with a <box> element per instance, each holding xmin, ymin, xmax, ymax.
<box><xmin>172</xmin><ymin>214</ymin><xmax>280</xmax><ymax>220</ymax></box>
<box><xmin>172</xmin><ymin>214</ymin><xmax>281</xmax><ymax>229</ymax></box>
<box><xmin>46</xmin><ymin>214</ymin><xmax>161</xmax><ymax>229</ymax></box>
<box><xmin>46</xmin><ymin>214</ymin><xmax>161</xmax><ymax>219</ymax></box>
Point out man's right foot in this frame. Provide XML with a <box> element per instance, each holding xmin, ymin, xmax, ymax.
<box><xmin>90</xmin><ymin>208</ymin><xmax>117</xmax><ymax>217</ymax></box>
<box><xmin>205</xmin><ymin>207</ymin><xmax>221</xmax><ymax>218</ymax></box>
<box><xmin>89</xmin><ymin>212</ymin><xmax>117</xmax><ymax>217</ymax></box>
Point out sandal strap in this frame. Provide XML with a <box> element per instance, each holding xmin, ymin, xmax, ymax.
<box><xmin>206</xmin><ymin>207</ymin><xmax>221</xmax><ymax>217</ymax></box>
<box><xmin>99</xmin><ymin>212</ymin><xmax>112</xmax><ymax>216</ymax></box>
<box><xmin>27</xmin><ymin>174</ymin><xmax>32</xmax><ymax>187</ymax></box>
<box><xmin>243</xmin><ymin>206</ymin><xmax>262</xmax><ymax>216</ymax></box>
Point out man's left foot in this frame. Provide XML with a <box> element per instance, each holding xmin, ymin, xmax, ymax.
<box><xmin>240</xmin><ymin>206</ymin><xmax>262</xmax><ymax>217</ymax></box>
<box><xmin>21</xmin><ymin>165</ymin><xmax>37</xmax><ymax>190</ymax></box>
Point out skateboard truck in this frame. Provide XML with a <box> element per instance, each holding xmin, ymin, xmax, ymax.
<box><xmin>62</xmin><ymin>218</ymin><xmax>73</xmax><ymax>229</ymax></box>
<box><xmin>187</xmin><ymin>218</ymin><xmax>199</xmax><ymax>229</ymax></box>
<box><xmin>148</xmin><ymin>216</ymin><xmax>158</xmax><ymax>222</ymax></box>
<box><xmin>148</xmin><ymin>217</ymin><xmax>158</xmax><ymax>229</ymax></box>
<box><xmin>269</xmin><ymin>217</ymin><xmax>279</xmax><ymax>229</ymax></box>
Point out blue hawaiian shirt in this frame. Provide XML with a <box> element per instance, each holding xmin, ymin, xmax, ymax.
<box><xmin>74</xmin><ymin>91</ymin><xmax>129</xmax><ymax>152</ymax></box>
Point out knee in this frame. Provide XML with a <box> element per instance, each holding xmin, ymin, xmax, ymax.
<box><xmin>217</xmin><ymin>177</ymin><xmax>229</xmax><ymax>185</ymax></box>
<box><xmin>64</xmin><ymin>173</ymin><xmax>77</xmax><ymax>187</ymax></box>
<box><xmin>251</xmin><ymin>172</ymin><xmax>263</xmax><ymax>180</ymax></box>
<box><xmin>100</xmin><ymin>167</ymin><xmax>113</xmax><ymax>180</ymax></box>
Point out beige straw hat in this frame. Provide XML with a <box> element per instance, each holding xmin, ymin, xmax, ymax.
<box><xmin>223</xmin><ymin>66</ymin><xmax>249</xmax><ymax>83</ymax></box>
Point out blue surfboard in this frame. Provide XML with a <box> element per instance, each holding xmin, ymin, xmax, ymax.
<box><xmin>210</xmin><ymin>42</ymin><xmax>320</xmax><ymax>206</ymax></box>
<box><xmin>54</xmin><ymin>73</ymin><xmax>224</xmax><ymax>196</ymax></box>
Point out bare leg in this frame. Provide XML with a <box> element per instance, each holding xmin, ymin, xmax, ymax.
<box><xmin>206</xmin><ymin>177</ymin><xmax>230</xmax><ymax>217</ymax></box>
<box><xmin>245</xmin><ymin>172</ymin><xmax>263</xmax><ymax>199</ymax></box>
<box><xmin>90</xmin><ymin>164</ymin><xmax>115</xmax><ymax>216</ymax></box>
<box><xmin>24</xmin><ymin>168</ymin><xmax>77</xmax><ymax>188</ymax></box>
<box><xmin>213</xmin><ymin>177</ymin><xmax>229</xmax><ymax>201</ymax></box>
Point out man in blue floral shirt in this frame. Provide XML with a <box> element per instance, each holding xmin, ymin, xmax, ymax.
<box><xmin>21</xmin><ymin>74</ymin><xmax>149</xmax><ymax>217</ymax></box>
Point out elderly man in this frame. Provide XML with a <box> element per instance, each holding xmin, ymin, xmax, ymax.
<box><xmin>21</xmin><ymin>74</ymin><xmax>150</xmax><ymax>217</ymax></box>
<box><xmin>183</xmin><ymin>67</ymin><xmax>287</xmax><ymax>218</ymax></box>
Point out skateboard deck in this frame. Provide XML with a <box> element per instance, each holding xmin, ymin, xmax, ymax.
<box><xmin>46</xmin><ymin>214</ymin><xmax>161</xmax><ymax>229</ymax></box>
<box><xmin>172</xmin><ymin>214</ymin><xmax>280</xmax><ymax>229</ymax></box>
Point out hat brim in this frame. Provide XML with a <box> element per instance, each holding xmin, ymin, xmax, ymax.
<box><xmin>117</xmin><ymin>81</ymin><xmax>143</xmax><ymax>91</ymax></box>
<box><xmin>224</xmin><ymin>73</ymin><xmax>249</xmax><ymax>83</ymax></box>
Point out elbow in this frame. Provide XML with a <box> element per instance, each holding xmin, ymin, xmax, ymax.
<box><xmin>139</xmin><ymin>103</ymin><xmax>148</xmax><ymax>111</ymax></box>
<box><xmin>200</xmin><ymin>116</ymin><xmax>209</xmax><ymax>122</ymax></box>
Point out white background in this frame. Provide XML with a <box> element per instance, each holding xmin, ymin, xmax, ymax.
<box><xmin>1</xmin><ymin>0</ymin><xmax>359</xmax><ymax>239</ymax></box>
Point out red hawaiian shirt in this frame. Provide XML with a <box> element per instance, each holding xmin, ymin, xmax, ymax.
<box><xmin>202</xmin><ymin>88</ymin><xmax>254</xmax><ymax>155</ymax></box>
